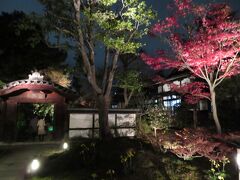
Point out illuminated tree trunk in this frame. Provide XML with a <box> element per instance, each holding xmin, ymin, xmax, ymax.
<box><xmin>123</xmin><ymin>88</ymin><xmax>128</xmax><ymax>108</ymax></box>
<box><xmin>123</xmin><ymin>88</ymin><xmax>133</xmax><ymax>108</ymax></box>
<box><xmin>40</xmin><ymin>0</ymin><xmax>154</xmax><ymax>139</ymax></box>
<box><xmin>97</xmin><ymin>95</ymin><xmax>112</xmax><ymax>139</ymax></box>
<box><xmin>210</xmin><ymin>89</ymin><xmax>222</xmax><ymax>134</ymax></box>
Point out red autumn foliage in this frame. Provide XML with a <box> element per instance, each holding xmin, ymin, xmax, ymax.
<box><xmin>141</xmin><ymin>1</ymin><xmax>240</xmax><ymax>133</ymax></box>
<box><xmin>142</xmin><ymin>3</ymin><xmax>240</xmax><ymax>80</ymax></box>
<box><xmin>162</xmin><ymin>128</ymin><xmax>233</xmax><ymax>160</ymax></box>
<box><xmin>140</xmin><ymin>128</ymin><xmax>234</xmax><ymax>161</ymax></box>
<box><xmin>170</xmin><ymin>81</ymin><xmax>210</xmax><ymax>104</ymax></box>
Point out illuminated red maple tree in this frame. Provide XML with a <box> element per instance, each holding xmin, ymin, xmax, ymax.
<box><xmin>142</xmin><ymin>1</ymin><xmax>240</xmax><ymax>133</ymax></box>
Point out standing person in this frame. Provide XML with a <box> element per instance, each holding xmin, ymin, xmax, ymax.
<box><xmin>37</xmin><ymin>117</ymin><xmax>46</xmax><ymax>141</ymax></box>
<box><xmin>30</xmin><ymin>116</ymin><xmax>38</xmax><ymax>141</ymax></box>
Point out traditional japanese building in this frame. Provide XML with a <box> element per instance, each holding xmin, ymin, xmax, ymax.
<box><xmin>0</xmin><ymin>72</ymin><xmax>77</xmax><ymax>141</ymax></box>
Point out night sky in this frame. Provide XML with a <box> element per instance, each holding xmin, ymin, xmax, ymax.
<box><xmin>1</xmin><ymin>0</ymin><xmax>240</xmax><ymax>65</ymax></box>
<box><xmin>0</xmin><ymin>0</ymin><xmax>43</xmax><ymax>14</ymax></box>
<box><xmin>1</xmin><ymin>0</ymin><xmax>240</xmax><ymax>16</ymax></box>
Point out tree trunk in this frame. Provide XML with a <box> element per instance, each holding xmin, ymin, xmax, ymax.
<box><xmin>123</xmin><ymin>88</ymin><xmax>129</xmax><ymax>108</ymax></box>
<box><xmin>97</xmin><ymin>95</ymin><xmax>112</xmax><ymax>139</ymax></box>
<box><xmin>210</xmin><ymin>89</ymin><xmax>222</xmax><ymax>134</ymax></box>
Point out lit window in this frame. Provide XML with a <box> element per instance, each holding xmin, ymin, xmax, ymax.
<box><xmin>162</xmin><ymin>95</ymin><xmax>181</xmax><ymax>113</ymax></box>
<box><xmin>163</xmin><ymin>84</ymin><xmax>170</xmax><ymax>92</ymax></box>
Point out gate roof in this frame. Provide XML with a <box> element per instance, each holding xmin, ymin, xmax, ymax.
<box><xmin>0</xmin><ymin>72</ymin><xmax>78</xmax><ymax>100</ymax></box>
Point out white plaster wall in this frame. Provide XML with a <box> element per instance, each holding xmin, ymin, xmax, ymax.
<box><xmin>69</xmin><ymin>112</ymin><xmax>137</xmax><ymax>138</ymax></box>
<box><xmin>69</xmin><ymin>114</ymin><xmax>92</xmax><ymax>128</ymax></box>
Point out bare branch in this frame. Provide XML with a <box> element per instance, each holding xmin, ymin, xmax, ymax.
<box><xmin>73</xmin><ymin>0</ymin><xmax>102</xmax><ymax>94</ymax></box>
<box><xmin>54</xmin><ymin>26</ymin><xmax>76</xmax><ymax>37</ymax></box>
<box><xmin>102</xmin><ymin>48</ymin><xmax>110</xmax><ymax>91</ymax></box>
<box><xmin>214</xmin><ymin>52</ymin><xmax>239</xmax><ymax>88</ymax></box>
<box><xmin>193</xmin><ymin>93</ymin><xmax>211</xmax><ymax>101</ymax></box>
<box><xmin>105</xmin><ymin>51</ymin><xmax>120</xmax><ymax>96</ymax></box>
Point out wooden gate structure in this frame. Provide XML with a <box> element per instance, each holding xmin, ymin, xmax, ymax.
<box><xmin>0</xmin><ymin>72</ymin><xmax>77</xmax><ymax>141</ymax></box>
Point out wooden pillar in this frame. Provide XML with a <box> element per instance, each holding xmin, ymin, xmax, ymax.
<box><xmin>0</xmin><ymin>101</ymin><xmax>7</xmax><ymax>141</ymax></box>
<box><xmin>193</xmin><ymin>109</ymin><xmax>198</xmax><ymax>129</ymax></box>
<box><xmin>63</xmin><ymin>103</ymin><xmax>69</xmax><ymax>138</ymax></box>
<box><xmin>4</xmin><ymin>100</ymin><xmax>17</xmax><ymax>141</ymax></box>
<box><xmin>54</xmin><ymin>102</ymin><xmax>67</xmax><ymax>140</ymax></box>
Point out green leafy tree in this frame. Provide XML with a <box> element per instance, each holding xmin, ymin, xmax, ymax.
<box><xmin>0</xmin><ymin>11</ymin><xmax>66</xmax><ymax>82</ymax></box>
<box><xmin>144</xmin><ymin>106</ymin><xmax>173</xmax><ymax>136</ymax></box>
<box><xmin>117</xmin><ymin>70</ymin><xmax>143</xmax><ymax>108</ymax></box>
<box><xmin>33</xmin><ymin>103</ymin><xmax>54</xmax><ymax>119</ymax></box>
<box><xmin>38</xmin><ymin>0</ymin><xmax>154</xmax><ymax>138</ymax></box>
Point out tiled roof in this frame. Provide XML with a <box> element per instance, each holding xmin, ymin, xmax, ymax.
<box><xmin>0</xmin><ymin>79</ymin><xmax>78</xmax><ymax>98</ymax></box>
<box><xmin>2</xmin><ymin>79</ymin><xmax>52</xmax><ymax>89</ymax></box>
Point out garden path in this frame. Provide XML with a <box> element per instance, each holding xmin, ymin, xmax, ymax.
<box><xmin>0</xmin><ymin>142</ymin><xmax>60</xmax><ymax>180</ymax></box>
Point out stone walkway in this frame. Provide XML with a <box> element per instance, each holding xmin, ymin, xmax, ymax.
<box><xmin>0</xmin><ymin>142</ymin><xmax>61</xmax><ymax>180</ymax></box>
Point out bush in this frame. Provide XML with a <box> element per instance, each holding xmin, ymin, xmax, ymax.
<box><xmin>141</xmin><ymin>106</ymin><xmax>174</xmax><ymax>136</ymax></box>
<box><xmin>137</xmin><ymin>117</ymin><xmax>152</xmax><ymax>135</ymax></box>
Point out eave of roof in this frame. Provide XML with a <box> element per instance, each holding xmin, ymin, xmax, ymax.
<box><xmin>0</xmin><ymin>79</ymin><xmax>78</xmax><ymax>100</ymax></box>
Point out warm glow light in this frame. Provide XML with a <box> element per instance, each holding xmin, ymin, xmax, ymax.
<box><xmin>28</xmin><ymin>159</ymin><xmax>40</xmax><ymax>173</ymax></box>
<box><xmin>237</xmin><ymin>149</ymin><xmax>240</xmax><ymax>169</ymax></box>
<box><xmin>31</xmin><ymin>159</ymin><xmax>40</xmax><ymax>171</ymax></box>
<box><xmin>63</xmin><ymin>142</ymin><xmax>69</xmax><ymax>150</ymax></box>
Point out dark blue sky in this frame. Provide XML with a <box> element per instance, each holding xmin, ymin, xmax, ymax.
<box><xmin>1</xmin><ymin>0</ymin><xmax>239</xmax><ymax>16</ymax></box>
<box><xmin>0</xmin><ymin>0</ymin><xmax>43</xmax><ymax>14</ymax></box>
<box><xmin>1</xmin><ymin>0</ymin><xmax>240</xmax><ymax>65</ymax></box>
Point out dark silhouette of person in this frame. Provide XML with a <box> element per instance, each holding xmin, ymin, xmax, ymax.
<box><xmin>30</xmin><ymin>116</ymin><xmax>38</xmax><ymax>141</ymax></box>
<box><xmin>37</xmin><ymin>117</ymin><xmax>46</xmax><ymax>141</ymax></box>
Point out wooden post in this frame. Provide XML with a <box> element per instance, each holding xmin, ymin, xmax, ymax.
<box><xmin>5</xmin><ymin>100</ymin><xmax>17</xmax><ymax>141</ymax></box>
<box><xmin>54</xmin><ymin>102</ymin><xmax>67</xmax><ymax>140</ymax></box>
<box><xmin>0</xmin><ymin>101</ymin><xmax>6</xmax><ymax>141</ymax></box>
<box><xmin>92</xmin><ymin>113</ymin><xmax>95</xmax><ymax>139</ymax></box>
<box><xmin>193</xmin><ymin>109</ymin><xmax>198</xmax><ymax>129</ymax></box>
<box><xmin>115</xmin><ymin>113</ymin><xmax>118</xmax><ymax>137</ymax></box>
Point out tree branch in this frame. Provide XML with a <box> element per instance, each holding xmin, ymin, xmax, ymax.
<box><xmin>214</xmin><ymin>51</ymin><xmax>238</xmax><ymax>88</ymax></box>
<box><xmin>105</xmin><ymin>51</ymin><xmax>120</xmax><ymax>96</ymax></box>
<box><xmin>73</xmin><ymin>0</ymin><xmax>102</xmax><ymax>94</ymax></box>
<box><xmin>102</xmin><ymin>48</ymin><xmax>110</xmax><ymax>91</ymax></box>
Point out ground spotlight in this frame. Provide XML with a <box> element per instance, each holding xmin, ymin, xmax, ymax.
<box><xmin>27</xmin><ymin>158</ymin><xmax>40</xmax><ymax>174</ymax></box>
<box><xmin>62</xmin><ymin>142</ymin><xmax>69</xmax><ymax>150</ymax></box>
<box><xmin>236</xmin><ymin>148</ymin><xmax>240</xmax><ymax>180</ymax></box>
